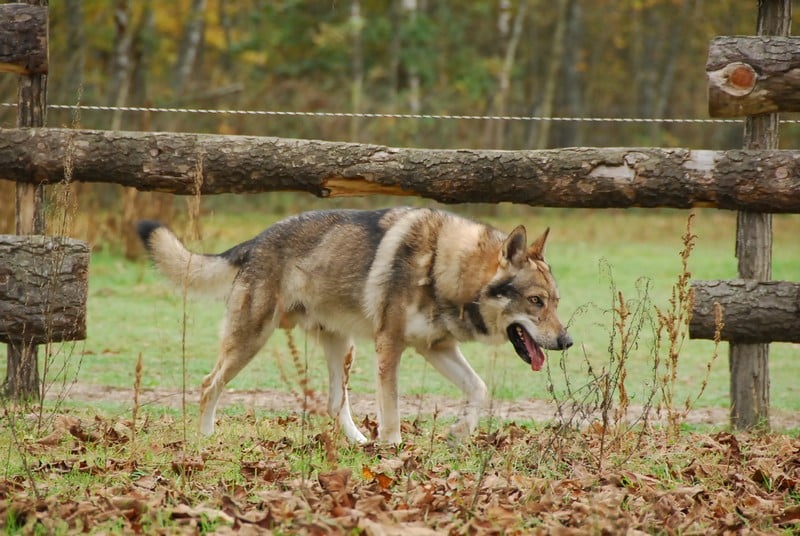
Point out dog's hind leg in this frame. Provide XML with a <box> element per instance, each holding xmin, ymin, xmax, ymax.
<box><xmin>199</xmin><ymin>285</ymin><xmax>275</xmax><ymax>436</ymax></box>
<box><xmin>375</xmin><ymin>332</ymin><xmax>404</xmax><ymax>445</ymax></box>
<box><xmin>320</xmin><ymin>332</ymin><xmax>368</xmax><ymax>444</ymax></box>
<box><xmin>417</xmin><ymin>343</ymin><xmax>487</xmax><ymax>440</ymax></box>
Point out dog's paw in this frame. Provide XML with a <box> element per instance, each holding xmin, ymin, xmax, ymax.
<box><xmin>348</xmin><ymin>430</ymin><xmax>369</xmax><ymax>444</ymax></box>
<box><xmin>447</xmin><ymin>420</ymin><xmax>473</xmax><ymax>442</ymax></box>
<box><xmin>199</xmin><ymin>418</ymin><xmax>215</xmax><ymax>437</ymax></box>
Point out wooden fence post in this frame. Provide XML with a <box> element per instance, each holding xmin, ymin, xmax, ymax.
<box><xmin>729</xmin><ymin>0</ymin><xmax>791</xmax><ymax>430</ymax></box>
<box><xmin>7</xmin><ymin>0</ymin><xmax>49</xmax><ymax>400</ymax></box>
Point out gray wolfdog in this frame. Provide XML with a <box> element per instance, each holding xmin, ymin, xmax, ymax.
<box><xmin>137</xmin><ymin>207</ymin><xmax>572</xmax><ymax>444</ymax></box>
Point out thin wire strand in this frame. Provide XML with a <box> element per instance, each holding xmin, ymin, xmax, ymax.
<box><xmin>0</xmin><ymin>101</ymin><xmax>772</xmax><ymax>123</ymax></box>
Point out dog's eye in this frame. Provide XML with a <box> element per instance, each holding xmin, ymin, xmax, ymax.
<box><xmin>528</xmin><ymin>296</ymin><xmax>544</xmax><ymax>307</ymax></box>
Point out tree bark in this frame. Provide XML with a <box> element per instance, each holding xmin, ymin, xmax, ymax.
<box><xmin>0</xmin><ymin>4</ymin><xmax>48</xmax><ymax>75</ymax></box>
<box><xmin>3</xmin><ymin>128</ymin><xmax>800</xmax><ymax>213</ymax></box>
<box><xmin>707</xmin><ymin>36</ymin><xmax>800</xmax><ymax>117</ymax></box>
<box><xmin>0</xmin><ymin>235</ymin><xmax>89</xmax><ymax>346</ymax></box>
<box><xmin>729</xmin><ymin>0</ymin><xmax>791</xmax><ymax>431</ymax></box>
<box><xmin>690</xmin><ymin>280</ymin><xmax>800</xmax><ymax>343</ymax></box>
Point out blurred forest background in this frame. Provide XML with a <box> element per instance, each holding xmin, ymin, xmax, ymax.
<box><xmin>0</xmin><ymin>0</ymin><xmax>796</xmax><ymax>246</ymax></box>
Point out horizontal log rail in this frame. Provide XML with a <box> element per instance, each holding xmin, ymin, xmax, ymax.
<box><xmin>2</xmin><ymin>128</ymin><xmax>800</xmax><ymax>213</ymax></box>
<box><xmin>690</xmin><ymin>280</ymin><xmax>800</xmax><ymax>343</ymax></box>
<box><xmin>707</xmin><ymin>36</ymin><xmax>800</xmax><ymax>117</ymax></box>
<box><xmin>0</xmin><ymin>4</ymin><xmax>48</xmax><ymax>76</ymax></box>
<box><xmin>0</xmin><ymin>235</ymin><xmax>89</xmax><ymax>345</ymax></box>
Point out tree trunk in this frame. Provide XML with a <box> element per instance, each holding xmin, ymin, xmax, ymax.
<box><xmin>483</xmin><ymin>0</ymin><xmax>528</xmax><ymax>149</ymax></box>
<box><xmin>350</xmin><ymin>0</ymin><xmax>364</xmax><ymax>142</ymax></box>
<box><xmin>561</xmin><ymin>0</ymin><xmax>584</xmax><ymax>146</ymax></box>
<box><xmin>63</xmin><ymin>0</ymin><xmax>83</xmax><ymax>98</ymax></box>
<box><xmin>173</xmin><ymin>0</ymin><xmax>207</xmax><ymax>95</ymax></box>
<box><xmin>402</xmin><ymin>0</ymin><xmax>421</xmax><ymax>115</ymax></box>
<box><xmin>532</xmin><ymin>0</ymin><xmax>570</xmax><ymax>149</ymax></box>
<box><xmin>4</xmin><ymin>128</ymin><xmax>800</xmax><ymax>213</ymax></box>
<box><xmin>108</xmin><ymin>0</ymin><xmax>133</xmax><ymax>130</ymax></box>
<box><xmin>729</xmin><ymin>0</ymin><xmax>791</xmax><ymax>431</ymax></box>
<box><xmin>650</xmin><ymin>0</ymin><xmax>691</xmax><ymax>143</ymax></box>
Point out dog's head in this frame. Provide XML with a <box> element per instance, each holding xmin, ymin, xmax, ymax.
<box><xmin>480</xmin><ymin>226</ymin><xmax>572</xmax><ymax>371</ymax></box>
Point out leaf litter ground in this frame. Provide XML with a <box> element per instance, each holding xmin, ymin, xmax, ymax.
<box><xmin>2</xmin><ymin>386</ymin><xmax>800</xmax><ymax>534</ymax></box>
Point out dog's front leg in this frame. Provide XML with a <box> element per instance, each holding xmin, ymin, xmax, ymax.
<box><xmin>418</xmin><ymin>343</ymin><xmax>487</xmax><ymax>439</ymax></box>
<box><xmin>375</xmin><ymin>333</ymin><xmax>404</xmax><ymax>444</ymax></box>
<box><xmin>320</xmin><ymin>332</ymin><xmax>368</xmax><ymax>444</ymax></box>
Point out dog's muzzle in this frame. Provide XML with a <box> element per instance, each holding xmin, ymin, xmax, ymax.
<box><xmin>507</xmin><ymin>324</ymin><xmax>546</xmax><ymax>371</ymax></box>
<box><xmin>507</xmin><ymin>324</ymin><xmax>573</xmax><ymax>371</ymax></box>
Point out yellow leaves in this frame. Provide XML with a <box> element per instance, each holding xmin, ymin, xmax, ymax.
<box><xmin>361</xmin><ymin>464</ymin><xmax>394</xmax><ymax>490</ymax></box>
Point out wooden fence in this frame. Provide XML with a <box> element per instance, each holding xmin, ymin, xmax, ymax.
<box><xmin>0</xmin><ymin>1</ymin><xmax>796</xmax><ymax>429</ymax></box>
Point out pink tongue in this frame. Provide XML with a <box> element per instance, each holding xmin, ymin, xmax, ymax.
<box><xmin>525</xmin><ymin>336</ymin><xmax>546</xmax><ymax>372</ymax></box>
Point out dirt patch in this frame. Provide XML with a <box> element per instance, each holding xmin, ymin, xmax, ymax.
<box><xmin>50</xmin><ymin>382</ymin><xmax>800</xmax><ymax>431</ymax></box>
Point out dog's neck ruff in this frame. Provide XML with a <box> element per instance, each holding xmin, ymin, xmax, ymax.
<box><xmin>462</xmin><ymin>301</ymin><xmax>488</xmax><ymax>336</ymax></box>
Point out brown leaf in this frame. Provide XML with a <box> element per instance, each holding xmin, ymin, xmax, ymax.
<box><xmin>776</xmin><ymin>505</ymin><xmax>800</xmax><ymax>526</ymax></box>
<box><xmin>355</xmin><ymin>494</ymin><xmax>386</xmax><ymax>514</ymax></box>
<box><xmin>108</xmin><ymin>495</ymin><xmax>149</xmax><ymax>521</ymax></box>
<box><xmin>361</xmin><ymin>415</ymin><xmax>379</xmax><ymax>441</ymax></box>
<box><xmin>69</xmin><ymin>422</ymin><xmax>101</xmax><ymax>443</ymax></box>
<box><xmin>170</xmin><ymin>503</ymin><xmax>234</xmax><ymax>524</ymax></box>
<box><xmin>240</xmin><ymin>460</ymin><xmax>289</xmax><ymax>483</ymax></box>
<box><xmin>319</xmin><ymin>468</ymin><xmax>351</xmax><ymax>495</ymax></box>
<box><xmin>171</xmin><ymin>454</ymin><xmax>205</xmax><ymax>476</ymax></box>
<box><xmin>35</xmin><ymin>415</ymin><xmax>82</xmax><ymax>446</ymax></box>
<box><xmin>362</xmin><ymin>465</ymin><xmax>394</xmax><ymax>491</ymax></box>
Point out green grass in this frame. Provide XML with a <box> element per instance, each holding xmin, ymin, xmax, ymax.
<box><xmin>5</xmin><ymin>206</ymin><xmax>800</xmax><ymax>417</ymax></box>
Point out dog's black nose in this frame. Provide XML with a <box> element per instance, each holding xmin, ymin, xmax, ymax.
<box><xmin>557</xmin><ymin>333</ymin><xmax>573</xmax><ymax>350</ymax></box>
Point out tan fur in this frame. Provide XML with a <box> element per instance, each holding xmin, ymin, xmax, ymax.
<box><xmin>138</xmin><ymin>207</ymin><xmax>571</xmax><ymax>445</ymax></box>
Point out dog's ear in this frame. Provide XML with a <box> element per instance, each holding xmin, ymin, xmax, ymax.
<box><xmin>500</xmin><ymin>225</ymin><xmax>528</xmax><ymax>267</ymax></box>
<box><xmin>527</xmin><ymin>227</ymin><xmax>550</xmax><ymax>260</ymax></box>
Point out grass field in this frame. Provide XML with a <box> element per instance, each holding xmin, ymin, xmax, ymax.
<box><xmin>8</xmin><ymin>202</ymin><xmax>794</xmax><ymax>418</ymax></box>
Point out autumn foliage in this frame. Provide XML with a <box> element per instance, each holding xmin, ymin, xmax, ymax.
<box><xmin>2</xmin><ymin>411</ymin><xmax>800</xmax><ymax>534</ymax></box>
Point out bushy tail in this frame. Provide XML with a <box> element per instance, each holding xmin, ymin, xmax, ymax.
<box><xmin>136</xmin><ymin>221</ymin><xmax>240</xmax><ymax>299</ymax></box>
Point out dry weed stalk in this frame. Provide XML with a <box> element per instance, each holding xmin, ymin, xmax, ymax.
<box><xmin>186</xmin><ymin>153</ymin><xmax>205</xmax><ymax>242</ymax></box>
<box><xmin>279</xmin><ymin>328</ymin><xmax>319</xmax><ymax>406</ymax></box>
<box><xmin>34</xmin><ymin>93</ymin><xmax>85</xmax><ymax>432</ymax></box>
<box><xmin>176</xmin><ymin>156</ymin><xmax>206</xmax><ymax>449</ymax></box>
<box><xmin>131</xmin><ymin>352</ymin><xmax>143</xmax><ymax>451</ymax></box>
<box><xmin>596</xmin><ymin>286</ymin><xmax>656</xmax><ymax>470</ymax></box>
<box><xmin>544</xmin><ymin>263</ymin><xmax>659</xmax><ymax>473</ymax></box>
<box><xmin>611</xmin><ymin>291</ymin><xmax>631</xmax><ymax>426</ymax></box>
<box><xmin>655</xmin><ymin>213</ymin><xmax>700</xmax><ymax>440</ymax></box>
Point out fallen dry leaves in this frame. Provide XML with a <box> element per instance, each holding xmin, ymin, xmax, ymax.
<box><xmin>1</xmin><ymin>412</ymin><xmax>800</xmax><ymax>534</ymax></box>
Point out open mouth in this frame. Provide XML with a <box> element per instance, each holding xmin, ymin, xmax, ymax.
<box><xmin>507</xmin><ymin>323</ymin><xmax>546</xmax><ymax>372</ymax></box>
